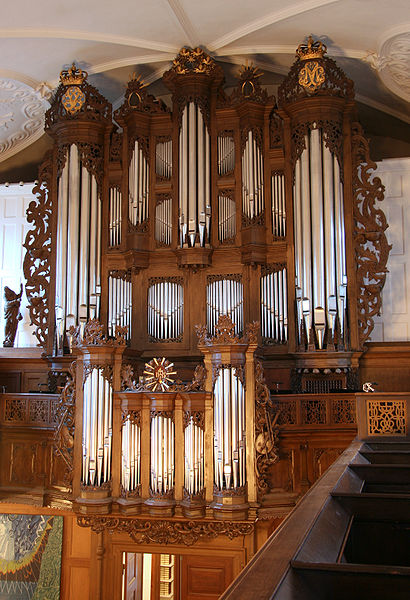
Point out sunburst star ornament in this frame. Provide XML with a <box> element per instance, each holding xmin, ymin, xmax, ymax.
<box><xmin>143</xmin><ymin>357</ymin><xmax>177</xmax><ymax>391</ymax></box>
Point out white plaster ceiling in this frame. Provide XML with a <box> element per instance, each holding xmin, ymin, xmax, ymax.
<box><xmin>0</xmin><ymin>0</ymin><xmax>409</xmax><ymax>162</ymax></box>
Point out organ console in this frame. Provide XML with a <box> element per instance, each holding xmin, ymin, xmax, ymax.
<box><xmin>22</xmin><ymin>37</ymin><xmax>390</xmax><ymax>518</ymax></box>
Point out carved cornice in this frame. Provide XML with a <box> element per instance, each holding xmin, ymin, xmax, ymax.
<box><xmin>196</xmin><ymin>315</ymin><xmax>259</xmax><ymax>347</ymax></box>
<box><xmin>77</xmin><ymin>516</ymin><xmax>254</xmax><ymax>546</ymax></box>
<box><xmin>69</xmin><ymin>318</ymin><xmax>127</xmax><ymax>348</ymax></box>
<box><xmin>115</xmin><ymin>75</ymin><xmax>169</xmax><ymax>122</ymax></box>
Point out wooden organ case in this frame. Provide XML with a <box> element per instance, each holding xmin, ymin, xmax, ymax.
<box><xmin>16</xmin><ymin>37</ymin><xmax>391</xmax><ymax>597</ymax></box>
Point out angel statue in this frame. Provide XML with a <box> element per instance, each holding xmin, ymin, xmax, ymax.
<box><xmin>3</xmin><ymin>284</ymin><xmax>23</xmax><ymax>347</ymax></box>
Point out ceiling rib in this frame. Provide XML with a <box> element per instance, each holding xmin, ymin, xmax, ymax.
<box><xmin>165</xmin><ymin>0</ymin><xmax>200</xmax><ymax>48</ymax></box>
<box><xmin>207</xmin><ymin>0</ymin><xmax>340</xmax><ymax>51</ymax></box>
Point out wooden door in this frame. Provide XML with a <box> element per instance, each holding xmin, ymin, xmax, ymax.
<box><xmin>124</xmin><ymin>552</ymin><xmax>142</xmax><ymax>600</ymax></box>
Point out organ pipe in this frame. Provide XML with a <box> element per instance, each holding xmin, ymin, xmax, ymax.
<box><xmin>129</xmin><ymin>139</ymin><xmax>149</xmax><ymax>226</ymax></box>
<box><xmin>148</xmin><ymin>280</ymin><xmax>183</xmax><ymax>341</ymax></box>
<box><xmin>206</xmin><ymin>277</ymin><xmax>243</xmax><ymax>336</ymax></box>
<box><xmin>271</xmin><ymin>172</ymin><xmax>286</xmax><ymax>237</ymax></box>
<box><xmin>178</xmin><ymin>102</ymin><xmax>210</xmax><ymax>247</ymax></box>
<box><xmin>109</xmin><ymin>186</ymin><xmax>122</xmax><ymax>247</ymax></box>
<box><xmin>150</xmin><ymin>413</ymin><xmax>174</xmax><ymax>495</ymax></box>
<box><xmin>155</xmin><ymin>139</ymin><xmax>172</xmax><ymax>178</ymax></box>
<box><xmin>155</xmin><ymin>197</ymin><xmax>172</xmax><ymax>246</ymax></box>
<box><xmin>184</xmin><ymin>416</ymin><xmax>204</xmax><ymax>496</ymax></box>
<box><xmin>121</xmin><ymin>414</ymin><xmax>141</xmax><ymax>492</ymax></box>
<box><xmin>293</xmin><ymin>126</ymin><xmax>347</xmax><ymax>349</ymax></box>
<box><xmin>108</xmin><ymin>273</ymin><xmax>132</xmax><ymax>341</ymax></box>
<box><xmin>261</xmin><ymin>267</ymin><xmax>288</xmax><ymax>342</ymax></box>
<box><xmin>54</xmin><ymin>144</ymin><xmax>101</xmax><ymax>352</ymax></box>
<box><xmin>217</xmin><ymin>134</ymin><xmax>235</xmax><ymax>176</ymax></box>
<box><xmin>213</xmin><ymin>367</ymin><xmax>245</xmax><ymax>491</ymax></box>
<box><xmin>82</xmin><ymin>367</ymin><xmax>112</xmax><ymax>486</ymax></box>
<box><xmin>242</xmin><ymin>130</ymin><xmax>264</xmax><ymax>219</ymax></box>
<box><xmin>218</xmin><ymin>194</ymin><xmax>236</xmax><ymax>243</ymax></box>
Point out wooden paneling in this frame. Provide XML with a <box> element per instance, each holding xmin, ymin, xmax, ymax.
<box><xmin>181</xmin><ymin>554</ymin><xmax>234</xmax><ymax>599</ymax></box>
<box><xmin>60</xmin><ymin>516</ymin><xmax>92</xmax><ymax>600</ymax></box>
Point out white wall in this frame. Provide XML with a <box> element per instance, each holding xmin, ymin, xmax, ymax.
<box><xmin>370</xmin><ymin>158</ymin><xmax>410</xmax><ymax>342</ymax></box>
<box><xmin>0</xmin><ymin>183</ymin><xmax>37</xmax><ymax>347</ymax></box>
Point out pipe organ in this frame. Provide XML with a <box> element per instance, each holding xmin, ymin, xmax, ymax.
<box><xmin>25</xmin><ymin>41</ymin><xmax>390</xmax><ymax>520</ymax></box>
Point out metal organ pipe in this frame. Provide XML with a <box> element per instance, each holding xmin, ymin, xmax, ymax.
<box><xmin>54</xmin><ymin>144</ymin><xmax>102</xmax><ymax>351</ymax></box>
<box><xmin>217</xmin><ymin>135</ymin><xmax>235</xmax><ymax>175</ymax></box>
<box><xmin>271</xmin><ymin>172</ymin><xmax>286</xmax><ymax>237</ymax></box>
<box><xmin>155</xmin><ymin>198</ymin><xmax>172</xmax><ymax>246</ymax></box>
<box><xmin>206</xmin><ymin>277</ymin><xmax>243</xmax><ymax>336</ymax></box>
<box><xmin>260</xmin><ymin>268</ymin><xmax>288</xmax><ymax>343</ymax></box>
<box><xmin>150</xmin><ymin>413</ymin><xmax>174</xmax><ymax>495</ymax></box>
<box><xmin>242</xmin><ymin>130</ymin><xmax>264</xmax><ymax>220</ymax></box>
<box><xmin>293</xmin><ymin>126</ymin><xmax>347</xmax><ymax>349</ymax></box>
<box><xmin>155</xmin><ymin>140</ymin><xmax>172</xmax><ymax>179</ymax></box>
<box><xmin>109</xmin><ymin>187</ymin><xmax>122</xmax><ymax>247</ymax></box>
<box><xmin>148</xmin><ymin>280</ymin><xmax>183</xmax><ymax>341</ymax></box>
<box><xmin>218</xmin><ymin>194</ymin><xmax>236</xmax><ymax>242</ymax></box>
<box><xmin>178</xmin><ymin>102</ymin><xmax>210</xmax><ymax>247</ymax></box>
<box><xmin>82</xmin><ymin>368</ymin><xmax>112</xmax><ymax>487</ymax></box>
<box><xmin>121</xmin><ymin>415</ymin><xmax>141</xmax><ymax>493</ymax></box>
<box><xmin>129</xmin><ymin>139</ymin><xmax>149</xmax><ymax>226</ymax></box>
<box><xmin>213</xmin><ymin>367</ymin><xmax>245</xmax><ymax>491</ymax></box>
<box><xmin>107</xmin><ymin>273</ymin><xmax>132</xmax><ymax>341</ymax></box>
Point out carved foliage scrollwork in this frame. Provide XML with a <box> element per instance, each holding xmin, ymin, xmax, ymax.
<box><xmin>23</xmin><ymin>153</ymin><xmax>53</xmax><ymax>348</ymax></box>
<box><xmin>291</xmin><ymin>119</ymin><xmax>343</xmax><ymax>169</ymax></box>
<box><xmin>54</xmin><ymin>361</ymin><xmax>76</xmax><ymax>490</ymax></box>
<box><xmin>77</xmin><ymin>516</ymin><xmax>254</xmax><ymax>546</ymax></box>
<box><xmin>352</xmin><ymin>122</ymin><xmax>391</xmax><ymax>347</ymax></box>
<box><xmin>255</xmin><ymin>360</ymin><xmax>280</xmax><ymax>499</ymax></box>
<box><xmin>183</xmin><ymin>411</ymin><xmax>204</xmax><ymax>430</ymax></box>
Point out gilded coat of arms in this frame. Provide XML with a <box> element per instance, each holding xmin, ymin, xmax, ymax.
<box><xmin>298</xmin><ymin>61</ymin><xmax>325</xmax><ymax>93</ymax></box>
<box><xmin>61</xmin><ymin>85</ymin><xmax>86</xmax><ymax>115</ymax></box>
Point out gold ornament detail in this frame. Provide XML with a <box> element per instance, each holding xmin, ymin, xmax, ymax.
<box><xmin>143</xmin><ymin>357</ymin><xmax>177</xmax><ymax>391</ymax></box>
<box><xmin>298</xmin><ymin>61</ymin><xmax>325</xmax><ymax>93</ymax></box>
<box><xmin>60</xmin><ymin>63</ymin><xmax>88</xmax><ymax>86</ymax></box>
<box><xmin>367</xmin><ymin>400</ymin><xmax>406</xmax><ymax>436</ymax></box>
<box><xmin>172</xmin><ymin>47</ymin><xmax>215</xmax><ymax>75</ymax></box>
<box><xmin>238</xmin><ymin>62</ymin><xmax>263</xmax><ymax>98</ymax></box>
<box><xmin>296</xmin><ymin>36</ymin><xmax>327</xmax><ymax>61</ymax></box>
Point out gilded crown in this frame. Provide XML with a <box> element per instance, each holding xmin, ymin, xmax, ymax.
<box><xmin>296</xmin><ymin>36</ymin><xmax>327</xmax><ymax>61</ymax></box>
<box><xmin>60</xmin><ymin>63</ymin><xmax>88</xmax><ymax>86</ymax></box>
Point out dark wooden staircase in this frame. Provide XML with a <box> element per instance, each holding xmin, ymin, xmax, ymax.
<box><xmin>221</xmin><ymin>439</ymin><xmax>410</xmax><ymax>599</ymax></box>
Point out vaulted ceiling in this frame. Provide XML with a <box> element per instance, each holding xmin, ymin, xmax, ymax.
<box><xmin>1</xmin><ymin>0</ymin><xmax>409</xmax><ymax>180</ymax></box>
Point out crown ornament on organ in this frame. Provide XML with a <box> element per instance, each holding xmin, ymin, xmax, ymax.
<box><xmin>60</xmin><ymin>63</ymin><xmax>88</xmax><ymax>86</ymax></box>
<box><xmin>296</xmin><ymin>36</ymin><xmax>327</xmax><ymax>61</ymax></box>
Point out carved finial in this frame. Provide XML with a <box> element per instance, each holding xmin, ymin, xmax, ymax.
<box><xmin>238</xmin><ymin>62</ymin><xmax>263</xmax><ymax>98</ymax></box>
<box><xmin>60</xmin><ymin>63</ymin><xmax>88</xmax><ymax>86</ymax></box>
<box><xmin>296</xmin><ymin>36</ymin><xmax>327</xmax><ymax>61</ymax></box>
<box><xmin>172</xmin><ymin>47</ymin><xmax>216</xmax><ymax>75</ymax></box>
<box><xmin>245</xmin><ymin>321</ymin><xmax>260</xmax><ymax>345</ymax></box>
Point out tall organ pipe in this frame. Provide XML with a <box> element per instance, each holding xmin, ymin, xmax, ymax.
<box><xmin>213</xmin><ymin>367</ymin><xmax>245</xmax><ymax>491</ymax></box>
<box><xmin>129</xmin><ymin>139</ymin><xmax>149</xmax><ymax>226</ymax></box>
<box><xmin>148</xmin><ymin>280</ymin><xmax>183</xmax><ymax>341</ymax></box>
<box><xmin>178</xmin><ymin>102</ymin><xmax>211</xmax><ymax>247</ymax></box>
<box><xmin>242</xmin><ymin>130</ymin><xmax>264</xmax><ymax>220</ymax></box>
<box><xmin>121</xmin><ymin>415</ymin><xmax>141</xmax><ymax>492</ymax></box>
<box><xmin>150</xmin><ymin>414</ymin><xmax>174</xmax><ymax>495</ymax></box>
<box><xmin>260</xmin><ymin>268</ymin><xmax>288</xmax><ymax>343</ymax></box>
<box><xmin>54</xmin><ymin>144</ymin><xmax>102</xmax><ymax>351</ymax></box>
<box><xmin>293</xmin><ymin>127</ymin><xmax>347</xmax><ymax>349</ymax></box>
